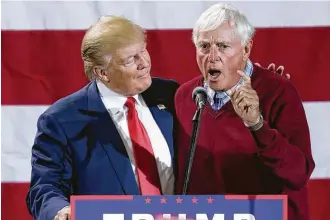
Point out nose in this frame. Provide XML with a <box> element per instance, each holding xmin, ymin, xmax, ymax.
<box><xmin>208</xmin><ymin>45</ymin><xmax>220</xmax><ymax>63</ymax></box>
<box><xmin>137</xmin><ymin>52</ymin><xmax>149</xmax><ymax>70</ymax></box>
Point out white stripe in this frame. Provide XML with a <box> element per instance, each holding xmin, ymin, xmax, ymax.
<box><xmin>1</xmin><ymin>102</ymin><xmax>330</xmax><ymax>182</ymax></box>
<box><xmin>2</xmin><ymin>1</ymin><xmax>330</xmax><ymax>30</ymax></box>
<box><xmin>1</xmin><ymin>106</ymin><xmax>49</xmax><ymax>183</ymax></box>
<box><xmin>304</xmin><ymin>102</ymin><xmax>330</xmax><ymax>179</ymax></box>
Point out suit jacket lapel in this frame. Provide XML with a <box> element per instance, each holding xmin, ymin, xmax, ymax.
<box><xmin>141</xmin><ymin>85</ymin><xmax>175</xmax><ymax>163</ymax></box>
<box><xmin>148</xmin><ymin>106</ymin><xmax>175</xmax><ymax>162</ymax></box>
<box><xmin>85</xmin><ymin>81</ymin><xmax>139</xmax><ymax>195</ymax></box>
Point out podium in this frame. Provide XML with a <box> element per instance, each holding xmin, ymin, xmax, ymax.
<box><xmin>70</xmin><ymin>195</ymin><xmax>287</xmax><ymax>220</ymax></box>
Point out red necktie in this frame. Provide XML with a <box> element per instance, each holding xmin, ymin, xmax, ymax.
<box><xmin>125</xmin><ymin>97</ymin><xmax>162</xmax><ymax>195</ymax></box>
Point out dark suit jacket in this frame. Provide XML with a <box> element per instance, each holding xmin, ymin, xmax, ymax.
<box><xmin>26</xmin><ymin>77</ymin><xmax>179</xmax><ymax>220</ymax></box>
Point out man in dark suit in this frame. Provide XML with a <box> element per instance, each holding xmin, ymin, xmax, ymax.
<box><xmin>26</xmin><ymin>15</ymin><xmax>178</xmax><ymax>220</ymax></box>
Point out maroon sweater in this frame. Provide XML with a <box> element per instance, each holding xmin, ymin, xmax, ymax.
<box><xmin>174</xmin><ymin>64</ymin><xmax>315</xmax><ymax>220</ymax></box>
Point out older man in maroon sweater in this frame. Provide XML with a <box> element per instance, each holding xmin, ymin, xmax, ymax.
<box><xmin>174</xmin><ymin>3</ymin><xmax>315</xmax><ymax>220</ymax></box>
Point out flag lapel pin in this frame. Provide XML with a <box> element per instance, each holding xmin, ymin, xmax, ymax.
<box><xmin>157</xmin><ymin>104</ymin><xmax>166</xmax><ymax>110</ymax></box>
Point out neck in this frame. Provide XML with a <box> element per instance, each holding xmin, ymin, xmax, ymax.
<box><xmin>97</xmin><ymin>79</ymin><xmax>126</xmax><ymax>96</ymax></box>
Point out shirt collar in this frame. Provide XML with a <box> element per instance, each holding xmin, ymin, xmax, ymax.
<box><xmin>96</xmin><ymin>80</ymin><xmax>142</xmax><ymax>115</ymax></box>
<box><xmin>204</xmin><ymin>59</ymin><xmax>254</xmax><ymax>102</ymax></box>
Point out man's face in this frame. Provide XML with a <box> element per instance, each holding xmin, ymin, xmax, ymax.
<box><xmin>107</xmin><ymin>41</ymin><xmax>152</xmax><ymax>96</ymax></box>
<box><xmin>196</xmin><ymin>22</ymin><xmax>251</xmax><ymax>91</ymax></box>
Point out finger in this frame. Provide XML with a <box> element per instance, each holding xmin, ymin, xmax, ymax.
<box><xmin>54</xmin><ymin>216</ymin><xmax>59</xmax><ymax>220</ymax></box>
<box><xmin>237</xmin><ymin>98</ymin><xmax>249</xmax><ymax>110</ymax></box>
<box><xmin>237</xmin><ymin>70</ymin><xmax>251</xmax><ymax>83</ymax></box>
<box><xmin>237</xmin><ymin>96</ymin><xmax>247</xmax><ymax>109</ymax></box>
<box><xmin>237</xmin><ymin>97</ymin><xmax>258</xmax><ymax>111</ymax></box>
<box><xmin>232</xmin><ymin>86</ymin><xmax>257</xmax><ymax>106</ymax></box>
<box><xmin>285</xmin><ymin>73</ymin><xmax>291</xmax><ymax>79</ymax></box>
<box><xmin>231</xmin><ymin>88</ymin><xmax>241</xmax><ymax>101</ymax></box>
<box><xmin>275</xmin><ymin>65</ymin><xmax>284</xmax><ymax>75</ymax></box>
<box><xmin>230</xmin><ymin>84</ymin><xmax>256</xmax><ymax>103</ymax></box>
<box><xmin>234</xmin><ymin>87</ymin><xmax>258</xmax><ymax>103</ymax></box>
<box><xmin>236</xmin><ymin>85</ymin><xmax>257</xmax><ymax>96</ymax></box>
<box><xmin>267</xmin><ymin>63</ymin><xmax>276</xmax><ymax>71</ymax></box>
<box><xmin>235</xmin><ymin>91</ymin><xmax>258</xmax><ymax>107</ymax></box>
<box><xmin>236</xmin><ymin>84</ymin><xmax>257</xmax><ymax>96</ymax></box>
<box><xmin>236</xmin><ymin>96</ymin><xmax>252</xmax><ymax>111</ymax></box>
<box><xmin>230</xmin><ymin>90</ymin><xmax>241</xmax><ymax>112</ymax></box>
<box><xmin>227</xmin><ymin>86</ymin><xmax>240</xmax><ymax>98</ymax></box>
<box><xmin>254</xmin><ymin>62</ymin><xmax>261</xmax><ymax>67</ymax></box>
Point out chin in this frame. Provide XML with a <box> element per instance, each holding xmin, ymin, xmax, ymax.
<box><xmin>138</xmin><ymin>77</ymin><xmax>152</xmax><ymax>93</ymax></box>
<box><xmin>126</xmin><ymin>77</ymin><xmax>152</xmax><ymax>96</ymax></box>
<box><xmin>143</xmin><ymin>74</ymin><xmax>152</xmax><ymax>86</ymax></box>
<box><xmin>208</xmin><ymin>80</ymin><xmax>227</xmax><ymax>91</ymax></box>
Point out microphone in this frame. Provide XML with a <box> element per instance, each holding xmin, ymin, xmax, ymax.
<box><xmin>192</xmin><ymin>87</ymin><xmax>207</xmax><ymax>109</ymax></box>
<box><xmin>182</xmin><ymin>87</ymin><xmax>207</xmax><ymax>195</ymax></box>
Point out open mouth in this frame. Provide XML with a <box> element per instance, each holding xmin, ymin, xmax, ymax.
<box><xmin>208</xmin><ymin>69</ymin><xmax>221</xmax><ymax>80</ymax></box>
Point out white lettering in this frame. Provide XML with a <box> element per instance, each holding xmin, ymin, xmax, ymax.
<box><xmin>132</xmin><ymin>214</ymin><xmax>154</xmax><ymax>220</ymax></box>
<box><xmin>103</xmin><ymin>213</ymin><xmax>256</xmax><ymax>220</ymax></box>
<box><xmin>234</xmin><ymin>214</ymin><xmax>256</xmax><ymax>220</ymax></box>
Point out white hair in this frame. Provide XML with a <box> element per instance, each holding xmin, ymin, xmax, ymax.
<box><xmin>192</xmin><ymin>3</ymin><xmax>255</xmax><ymax>46</ymax></box>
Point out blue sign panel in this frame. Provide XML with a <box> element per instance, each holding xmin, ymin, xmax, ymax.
<box><xmin>71</xmin><ymin>195</ymin><xmax>287</xmax><ymax>220</ymax></box>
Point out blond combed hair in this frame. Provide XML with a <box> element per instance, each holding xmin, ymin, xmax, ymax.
<box><xmin>81</xmin><ymin>15</ymin><xmax>146</xmax><ymax>80</ymax></box>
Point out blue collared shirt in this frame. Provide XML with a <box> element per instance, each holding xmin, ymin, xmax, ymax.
<box><xmin>204</xmin><ymin>60</ymin><xmax>254</xmax><ymax>111</ymax></box>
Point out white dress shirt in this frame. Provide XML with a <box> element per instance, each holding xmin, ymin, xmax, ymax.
<box><xmin>96</xmin><ymin>80</ymin><xmax>174</xmax><ymax>194</ymax></box>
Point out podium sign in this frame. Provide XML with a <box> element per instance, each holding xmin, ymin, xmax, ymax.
<box><xmin>71</xmin><ymin>195</ymin><xmax>287</xmax><ymax>220</ymax></box>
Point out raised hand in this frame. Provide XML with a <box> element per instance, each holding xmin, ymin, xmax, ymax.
<box><xmin>255</xmin><ymin>62</ymin><xmax>290</xmax><ymax>79</ymax></box>
<box><xmin>227</xmin><ymin>70</ymin><xmax>261</xmax><ymax>127</ymax></box>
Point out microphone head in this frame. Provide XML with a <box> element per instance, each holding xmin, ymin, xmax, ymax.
<box><xmin>192</xmin><ymin>86</ymin><xmax>207</xmax><ymax>100</ymax></box>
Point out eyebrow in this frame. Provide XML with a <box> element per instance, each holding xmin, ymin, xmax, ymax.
<box><xmin>197</xmin><ymin>39</ymin><xmax>231</xmax><ymax>45</ymax></box>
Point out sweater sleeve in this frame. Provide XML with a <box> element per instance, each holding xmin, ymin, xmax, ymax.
<box><xmin>251</xmin><ymin>82</ymin><xmax>315</xmax><ymax>190</ymax></box>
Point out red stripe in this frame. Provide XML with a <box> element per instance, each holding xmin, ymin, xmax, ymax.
<box><xmin>2</xmin><ymin>27</ymin><xmax>330</xmax><ymax>105</ymax></box>
<box><xmin>2</xmin><ymin>180</ymin><xmax>330</xmax><ymax>220</ymax></box>
<box><xmin>1</xmin><ymin>183</ymin><xmax>32</xmax><ymax>220</ymax></box>
<box><xmin>308</xmin><ymin>179</ymin><xmax>330</xmax><ymax>219</ymax></box>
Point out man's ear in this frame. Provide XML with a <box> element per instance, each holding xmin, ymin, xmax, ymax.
<box><xmin>243</xmin><ymin>39</ymin><xmax>253</xmax><ymax>61</ymax></box>
<box><xmin>93</xmin><ymin>66</ymin><xmax>110</xmax><ymax>82</ymax></box>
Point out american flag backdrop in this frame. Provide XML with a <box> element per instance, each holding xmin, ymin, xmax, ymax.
<box><xmin>1</xmin><ymin>1</ymin><xmax>330</xmax><ymax>220</ymax></box>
